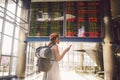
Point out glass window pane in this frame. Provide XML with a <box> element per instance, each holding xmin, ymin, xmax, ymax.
<box><xmin>16</xmin><ymin>6</ymin><xmax>22</xmax><ymax>24</ymax></box>
<box><xmin>6</xmin><ymin>11</ymin><xmax>15</xmax><ymax>22</ymax></box>
<box><xmin>0</xmin><ymin>0</ymin><xmax>5</xmax><ymax>7</ymax></box>
<box><xmin>4</xmin><ymin>21</ymin><xmax>14</xmax><ymax>36</ymax></box>
<box><xmin>6</xmin><ymin>1</ymin><xmax>16</xmax><ymax>21</ymax></box>
<box><xmin>0</xmin><ymin>56</ymin><xmax>10</xmax><ymax>76</ymax></box>
<box><xmin>7</xmin><ymin>0</ymin><xmax>16</xmax><ymax>15</ymax></box>
<box><xmin>17</xmin><ymin>5</ymin><xmax>22</xmax><ymax>18</ymax></box>
<box><xmin>0</xmin><ymin>18</ymin><xmax>3</xmax><ymax>32</ymax></box>
<box><xmin>13</xmin><ymin>39</ymin><xmax>18</xmax><ymax>56</ymax></box>
<box><xmin>0</xmin><ymin>7</ymin><xmax>4</xmax><ymax>17</ymax></box>
<box><xmin>0</xmin><ymin>33</ymin><xmax>1</xmax><ymax>45</ymax></box>
<box><xmin>2</xmin><ymin>35</ymin><xmax>12</xmax><ymax>55</ymax></box>
<box><xmin>15</xmin><ymin>26</ymin><xmax>20</xmax><ymax>39</ymax></box>
<box><xmin>11</xmin><ymin>57</ymin><xmax>17</xmax><ymax>75</ymax></box>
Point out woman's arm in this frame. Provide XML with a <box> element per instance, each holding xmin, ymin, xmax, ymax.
<box><xmin>53</xmin><ymin>45</ymin><xmax>72</xmax><ymax>61</ymax></box>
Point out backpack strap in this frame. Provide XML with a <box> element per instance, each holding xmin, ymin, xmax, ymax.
<box><xmin>48</xmin><ymin>43</ymin><xmax>55</xmax><ymax>48</ymax></box>
<box><xmin>35</xmin><ymin>46</ymin><xmax>41</xmax><ymax>58</ymax></box>
<box><xmin>48</xmin><ymin>43</ymin><xmax>56</xmax><ymax>61</ymax></box>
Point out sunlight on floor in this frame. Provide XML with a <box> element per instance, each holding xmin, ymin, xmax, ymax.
<box><xmin>60</xmin><ymin>71</ymin><xmax>95</xmax><ymax>80</ymax></box>
<box><xmin>30</xmin><ymin>71</ymin><xmax>98</xmax><ymax>80</ymax></box>
<box><xmin>25</xmin><ymin>71</ymin><xmax>102</xmax><ymax>80</ymax></box>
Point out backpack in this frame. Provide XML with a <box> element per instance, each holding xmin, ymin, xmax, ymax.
<box><xmin>35</xmin><ymin>44</ymin><xmax>54</xmax><ymax>72</ymax></box>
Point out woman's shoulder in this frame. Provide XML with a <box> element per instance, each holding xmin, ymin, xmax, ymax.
<box><xmin>52</xmin><ymin>44</ymin><xmax>58</xmax><ymax>49</ymax></box>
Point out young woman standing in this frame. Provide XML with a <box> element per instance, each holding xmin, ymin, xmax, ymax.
<box><xmin>42</xmin><ymin>32</ymin><xmax>72</xmax><ymax>80</ymax></box>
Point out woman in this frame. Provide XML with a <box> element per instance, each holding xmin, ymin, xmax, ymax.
<box><xmin>42</xmin><ymin>32</ymin><xmax>72</xmax><ymax>80</ymax></box>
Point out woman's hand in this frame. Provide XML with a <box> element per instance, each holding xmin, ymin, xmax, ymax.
<box><xmin>64</xmin><ymin>45</ymin><xmax>72</xmax><ymax>53</ymax></box>
<box><xmin>54</xmin><ymin>45</ymin><xmax>72</xmax><ymax>61</ymax></box>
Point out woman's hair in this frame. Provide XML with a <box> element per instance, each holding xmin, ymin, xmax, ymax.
<box><xmin>48</xmin><ymin>32</ymin><xmax>59</xmax><ymax>45</ymax></box>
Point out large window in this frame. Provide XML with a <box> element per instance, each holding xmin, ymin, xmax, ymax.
<box><xmin>2</xmin><ymin>35</ymin><xmax>12</xmax><ymax>55</ymax></box>
<box><xmin>26</xmin><ymin>43</ymin><xmax>35</xmax><ymax>75</ymax></box>
<box><xmin>0</xmin><ymin>19</ymin><xmax>3</xmax><ymax>32</ymax></box>
<box><xmin>4</xmin><ymin>21</ymin><xmax>14</xmax><ymax>36</ymax></box>
<box><xmin>0</xmin><ymin>0</ymin><xmax>28</xmax><ymax>77</ymax></box>
<box><xmin>6</xmin><ymin>0</ymin><xmax>16</xmax><ymax>22</ymax></box>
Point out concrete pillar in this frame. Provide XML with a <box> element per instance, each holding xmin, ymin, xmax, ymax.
<box><xmin>16</xmin><ymin>30</ymin><xmax>27</xmax><ymax>78</ymax></box>
<box><xmin>103</xmin><ymin>44</ymin><xmax>115</xmax><ymax>80</ymax></box>
<box><xmin>79</xmin><ymin>53</ymin><xmax>84</xmax><ymax>71</ymax></box>
<box><xmin>101</xmin><ymin>0</ymin><xmax>116</xmax><ymax>80</ymax></box>
<box><xmin>79</xmin><ymin>43</ymin><xmax>84</xmax><ymax>72</ymax></box>
<box><xmin>16</xmin><ymin>0</ymin><xmax>30</xmax><ymax>78</ymax></box>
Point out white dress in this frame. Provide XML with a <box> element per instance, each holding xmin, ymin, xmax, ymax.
<box><xmin>42</xmin><ymin>47</ymin><xmax>61</xmax><ymax>80</ymax></box>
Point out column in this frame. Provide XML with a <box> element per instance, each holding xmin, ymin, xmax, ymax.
<box><xmin>101</xmin><ymin>0</ymin><xmax>116</xmax><ymax>80</ymax></box>
<box><xmin>16</xmin><ymin>0</ymin><xmax>30</xmax><ymax>78</ymax></box>
<box><xmin>16</xmin><ymin>30</ymin><xmax>27</xmax><ymax>78</ymax></box>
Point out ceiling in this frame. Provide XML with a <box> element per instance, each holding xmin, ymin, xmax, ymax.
<box><xmin>111</xmin><ymin>0</ymin><xmax>120</xmax><ymax>20</ymax></box>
